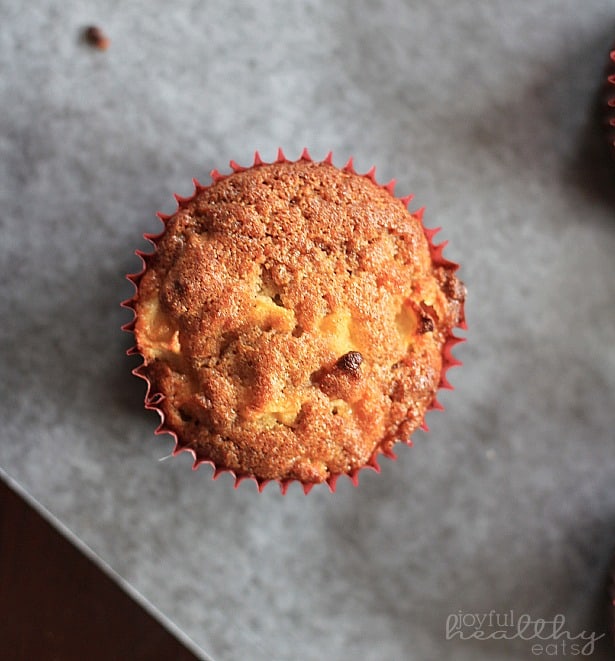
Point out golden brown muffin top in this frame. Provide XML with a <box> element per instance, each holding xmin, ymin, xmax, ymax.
<box><xmin>132</xmin><ymin>159</ymin><xmax>465</xmax><ymax>485</ymax></box>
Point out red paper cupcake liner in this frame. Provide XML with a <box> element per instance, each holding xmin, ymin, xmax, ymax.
<box><xmin>607</xmin><ymin>47</ymin><xmax>615</xmax><ymax>156</ymax></box>
<box><xmin>122</xmin><ymin>148</ymin><xmax>466</xmax><ymax>494</ymax></box>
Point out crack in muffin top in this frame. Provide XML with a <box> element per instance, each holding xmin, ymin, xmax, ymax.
<box><xmin>133</xmin><ymin>159</ymin><xmax>465</xmax><ymax>484</ymax></box>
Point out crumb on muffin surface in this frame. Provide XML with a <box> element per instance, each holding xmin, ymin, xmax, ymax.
<box><xmin>133</xmin><ymin>159</ymin><xmax>465</xmax><ymax>484</ymax></box>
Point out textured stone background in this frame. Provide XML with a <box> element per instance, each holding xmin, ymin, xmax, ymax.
<box><xmin>2</xmin><ymin>1</ymin><xmax>615</xmax><ymax>659</ymax></box>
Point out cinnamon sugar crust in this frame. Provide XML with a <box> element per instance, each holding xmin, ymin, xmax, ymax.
<box><xmin>133</xmin><ymin>160</ymin><xmax>465</xmax><ymax>484</ymax></box>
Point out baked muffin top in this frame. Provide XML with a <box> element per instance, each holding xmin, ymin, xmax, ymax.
<box><xmin>132</xmin><ymin>158</ymin><xmax>465</xmax><ymax>485</ymax></box>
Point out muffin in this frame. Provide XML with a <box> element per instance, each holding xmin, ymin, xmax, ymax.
<box><xmin>607</xmin><ymin>46</ymin><xmax>615</xmax><ymax>156</ymax></box>
<box><xmin>124</xmin><ymin>150</ymin><xmax>466</xmax><ymax>492</ymax></box>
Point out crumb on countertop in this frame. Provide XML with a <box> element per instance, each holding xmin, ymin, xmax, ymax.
<box><xmin>83</xmin><ymin>26</ymin><xmax>110</xmax><ymax>51</ymax></box>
